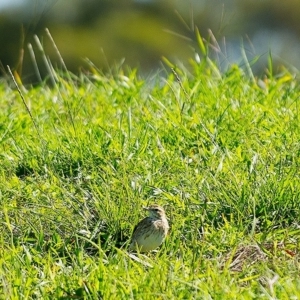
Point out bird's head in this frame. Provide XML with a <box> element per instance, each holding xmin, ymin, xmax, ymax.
<box><xmin>144</xmin><ymin>204</ymin><xmax>166</xmax><ymax>219</ymax></box>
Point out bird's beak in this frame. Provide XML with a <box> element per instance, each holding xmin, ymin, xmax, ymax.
<box><xmin>143</xmin><ymin>206</ymin><xmax>149</xmax><ymax>211</ymax></box>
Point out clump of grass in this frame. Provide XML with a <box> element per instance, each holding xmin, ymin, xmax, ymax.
<box><xmin>0</xmin><ymin>29</ymin><xmax>300</xmax><ymax>298</ymax></box>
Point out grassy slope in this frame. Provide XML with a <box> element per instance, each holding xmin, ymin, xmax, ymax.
<box><xmin>0</xmin><ymin>59</ymin><xmax>300</xmax><ymax>299</ymax></box>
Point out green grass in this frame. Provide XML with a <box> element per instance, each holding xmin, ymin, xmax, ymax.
<box><xmin>1</xmin><ymin>50</ymin><xmax>300</xmax><ymax>299</ymax></box>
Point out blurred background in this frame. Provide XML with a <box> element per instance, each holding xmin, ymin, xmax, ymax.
<box><xmin>1</xmin><ymin>0</ymin><xmax>300</xmax><ymax>83</ymax></box>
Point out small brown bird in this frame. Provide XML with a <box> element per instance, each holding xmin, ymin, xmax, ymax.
<box><xmin>129</xmin><ymin>204</ymin><xmax>169</xmax><ymax>253</ymax></box>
